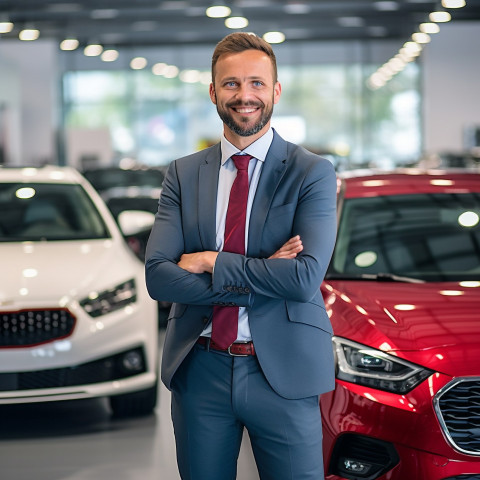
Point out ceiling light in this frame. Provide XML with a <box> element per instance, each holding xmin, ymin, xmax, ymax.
<box><xmin>373</xmin><ymin>1</ymin><xmax>399</xmax><ymax>11</ymax></box>
<box><xmin>152</xmin><ymin>62</ymin><xmax>168</xmax><ymax>75</ymax></box>
<box><xmin>84</xmin><ymin>44</ymin><xmax>103</xmax><ymax>56</ymax></box>
<box><xmin>206</xmin><ymin>5</ymin><xmax>231</xmax><ymax>18</ymax></box>
<box><xmin>225</xmin><ymin>16</ymin><xmax>249</xmax><ymax>29</ymax></box>
<box><xmin>420</xmin><ymin>22</ymin><xmax>440</xmax><ymax>33</ymax></box>
<box><xmin>130</xmin><ymin>57</ymin><xmax>147</xmax><ymax>70</ymax></box>
<box><xmin>45</xmin><ymin>3</ymin><xmax>82</xmax><ymax>12</ymax></box>
<box><xmin>131</xmin><ymin>21</ymin><xmax>157</xmax><ymax>31</ymax></box>
<box><xmin>60</xmin><ymin>38</ymin><xmax>79</xmax><ymax>50</ymax></box>
<box><xmin>429</xmin><ymin>11</ymin><xmax>451</xmax><ymax>22</ymax></box>
<box><xmin>90</xmin><ymin>9</ymin><xmax>119</xmax><ymax>19</ymax></box>
<box><xmin>403</xmin><ymin>41</ymin><xmax>422</xmax><ymax>54</ymax></box>
<box><xmin>101</xmin><ymin>49</ymin><xmax>119</xmax><ymax>62</ymax></box>
<box><xmin>0</xmin><ymin>21</ymin><xmax>13</xmax><ymax>33</ymax></box>
<box><xmin>163</xmin><ymin>65</ymin><xmax>179</xmax><ymax>78</ymax></box>
<box><xmin>263</xmin><ymin>31</ymin><xmax>285</xmax><ymax>44</ymax></box>
<box><xmin>19</xmin><ymin>28</ymin><xmax>40</xmax><ymax>41</ymax></box>
<box><xmin>283</xmin><ymin>4</ymin><xmax>311</xmax><ymax>14</ymax></box>
<box><xmin>200</xmin><ymin>71</ymin><xmax>212</xmax><ymax>85</ymax></box>
<box><xmin>412</xmin><ymin>32</ymin><xmax>431</xmax><ymax>43</ymax></box>
<box><xmin>441</xmin><ymin>0</ymin><xmax>466</xmax><ymax>7</ymax></box>
<box><xmin>180</xmin><ymin>69</ymin><xmax>201</xmax><ymax>83</ymax></box>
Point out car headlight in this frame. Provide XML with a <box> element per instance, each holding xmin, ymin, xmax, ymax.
<box><xmin>333</xmin><ymin>336</ymin><xmax>433</xmax><ymax>394</ymax></box>
<box><xmin>80</xmin><ymin>279</ymin><xmax>137</xmax><ymax>318</ymax></box>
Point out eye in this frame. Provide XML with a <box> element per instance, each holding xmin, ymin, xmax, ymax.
<box><xmin>253</xmin><ymin>81</ymin><xmax>264</xmax><ymax>87</ymax></box>
<box><xmin>224</xmin><ymin>81</ymin><xmax>237</xmax><ymax>88</ymax></box>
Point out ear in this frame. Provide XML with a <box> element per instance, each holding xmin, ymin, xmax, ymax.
<box><xmin>273</xmin><ymin>81</ymin><xmax>282</xmax><ymax>105</ymax></box>
<box><xmin>209</xmin><ymin>83</ymin><xmax>217</xmax><ymax>105</ymax></box>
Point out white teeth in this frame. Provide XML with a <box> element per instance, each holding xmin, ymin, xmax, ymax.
<box><xmin>236</xmin><ymin>107</ymin><xmax>256</xmax><ymax>113</ymax></box>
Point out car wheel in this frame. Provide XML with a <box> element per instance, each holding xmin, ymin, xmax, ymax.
<box><xmin>109</xmin><ymin>381</ymin><xmax>158</xmax><ymax>417</ymax></box>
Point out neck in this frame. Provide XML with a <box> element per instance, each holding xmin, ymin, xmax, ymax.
<box><xmin>223</xmin><ymin>123</ymin><xmax>270</xmax><ymax>151</ymax></box>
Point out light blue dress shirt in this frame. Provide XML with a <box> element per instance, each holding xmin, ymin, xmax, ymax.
<box><xmin>201</xmin><ymin>127</ymin><xmax>274</xmax><ymax>342</ymax></box>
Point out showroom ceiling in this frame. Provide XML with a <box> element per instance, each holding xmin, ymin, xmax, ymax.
<box><xmin>0</xmin><ymin>0</ymin><xmax>480</xmax><ymax>49</ymax></box>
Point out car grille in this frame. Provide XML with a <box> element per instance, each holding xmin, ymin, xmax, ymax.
<box><xmin>443</xmin><ymin>476</ymin><xmax>480</xmax><ymax>480</ymax></box>
<box><xmin>434</xmin><ymin>378</ymin><xmax>480</xmax><ymax>456</ymax></box>
<box><xmin>0</xmin><ymin>309</ymin><xmax>75</xmax><ymax>347</ymax></box>
<box><xmin>0</xmin><ymin>347</ymin><xmax>146</xmax><ymax>391</ymax></box>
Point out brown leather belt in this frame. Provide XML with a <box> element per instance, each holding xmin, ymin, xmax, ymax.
<box><xmin>196</xmin><ymin>336</ymin><xmax>256</xmax><ymax>356</ymax></box>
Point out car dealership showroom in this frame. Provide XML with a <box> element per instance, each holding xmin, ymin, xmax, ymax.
<box><xmin>1</xmin><ymin>1</ymin><xmax>480</xmax><ymax>479</ymax></box>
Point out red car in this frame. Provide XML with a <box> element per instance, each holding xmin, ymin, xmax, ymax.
<box><xmin>321</xmin><ymin>169</ymin><xmax>480</xmax><ymax>480</ymax></box>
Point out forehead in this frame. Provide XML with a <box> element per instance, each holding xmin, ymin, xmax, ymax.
<box><xmin>215</xmin><ymin>49</ymin><xmax>274</xmax><ymax>79</ymax></box>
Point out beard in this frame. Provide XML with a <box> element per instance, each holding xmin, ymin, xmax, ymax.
<box><xmin>216</xmin><ymin>99</ymin><xmax>274</xmax><ymax>137</ymax></box>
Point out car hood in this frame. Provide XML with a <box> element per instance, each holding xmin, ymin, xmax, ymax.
<box><xmin>0</xmin><ymin>240</ymin><xmax>141</xmax><ymax>308</ymax></box>
<box><xmin>323</xmin><ymin>280</ymin><xmax>480</xmax><ymax>376</ymax></box>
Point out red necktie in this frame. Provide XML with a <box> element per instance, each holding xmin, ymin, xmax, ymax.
<box><xmin>211</xmin><ymin>154</ymin><xmax>253</xmax><ymax>349</ymax></box>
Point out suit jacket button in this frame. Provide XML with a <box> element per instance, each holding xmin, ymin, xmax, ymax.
<box><xmin>203</xmin><ymin>317</ymin><xmax>209</xmax><ymax>324</ymax></box>
<box><xmin>244</xmin><ymin>287</ymin><xmax>250</xmax><ymax>294</ymax></box>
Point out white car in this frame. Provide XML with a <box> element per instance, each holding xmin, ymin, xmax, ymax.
<box><xmin>0</xmin><ymin>165</ymin><xmax>158</xmax><ymax>417</ymax></box>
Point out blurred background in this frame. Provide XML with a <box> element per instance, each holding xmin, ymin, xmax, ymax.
<box><xmin>0</xmin><ymin>0</ymin><xmax>479</xmax><ymax>174</ymax></box>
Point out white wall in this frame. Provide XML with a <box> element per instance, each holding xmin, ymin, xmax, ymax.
<box><xmin>423</xmin><ymin>21</ymin><xmax>480</xmax><ymax>154</ymax></box>
<box><xmin>0</xmin><ymin>40</ymin><xmax>58</xmax><ymax>165</ymax></box>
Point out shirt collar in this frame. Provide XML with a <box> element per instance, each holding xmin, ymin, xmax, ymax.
<box><xmin>220</xmin><ymin>127</ymin><xmax>274</xmax><ymax>166</ymax></box>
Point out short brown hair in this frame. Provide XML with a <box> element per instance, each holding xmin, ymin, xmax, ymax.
<box><xmin>211</xmin><ymin>32</ymin><xmax>278</xmax><ymax>85</ymax></box>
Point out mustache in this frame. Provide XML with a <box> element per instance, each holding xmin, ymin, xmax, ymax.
<box><xmin>226</xmin><ymin>100</ymin><xmax>264</xmax><ymax>109</ymax></box>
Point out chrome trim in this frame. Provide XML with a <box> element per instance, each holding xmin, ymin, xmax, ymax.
<box><xmin>433</xmin><ymin>376</ymin><xmax>480</xmax><ymax>457</ymax></box>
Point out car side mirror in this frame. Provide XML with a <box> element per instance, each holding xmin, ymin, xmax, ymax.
<box><xmin>117</xmin><ymin>210</ymin><xmax>155</xmax><ymax>236</ymax></box>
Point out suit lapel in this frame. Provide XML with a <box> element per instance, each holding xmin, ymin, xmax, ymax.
<box><xmin>248</xmin><ymin>132</ymin><xmax>288</xmax><ymax>257</ymax></box>
<box><xmin>198</xmin><ymin>144</ymin><xmax>221</xmax><ymax>250</ymax></box>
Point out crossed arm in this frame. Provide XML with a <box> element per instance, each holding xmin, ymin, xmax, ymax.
<box><xmin>177</xmin><ymin>235</ymin><xmax>304</xmax><ymax>274</ymax></box>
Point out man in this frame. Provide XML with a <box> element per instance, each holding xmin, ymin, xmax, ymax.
<box><xmin>145</xmin><ymin>32</ymin><xmax>337</xmax><ymax>480</ymax></box>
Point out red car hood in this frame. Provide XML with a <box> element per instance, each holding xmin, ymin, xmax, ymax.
<box><xmin>322</xmin><ymin>280</ymin><xmax>480</xmax><ymax>376</ymax></box>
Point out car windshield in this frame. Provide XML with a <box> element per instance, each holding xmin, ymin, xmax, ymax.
<box><xmin>0</xmin><ymin>182</ymin><xmax>110</xmax><ymax>241</ymax></box>
<box><xmin>329</xmin><ymin>192</ymin><xmax>480</xmax><ymax>282</ymax></box>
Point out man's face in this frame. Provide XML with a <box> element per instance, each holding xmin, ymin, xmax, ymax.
<box><xmin>210</xmin><ymin>49</ymin><xmax>281</xmax><ymax>141</ymax></box>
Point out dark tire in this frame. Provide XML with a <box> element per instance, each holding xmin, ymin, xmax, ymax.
<box><xmin>109</xmin><ymin>381</ymin><xmax>158</xmax><ymax>418</ymax></box>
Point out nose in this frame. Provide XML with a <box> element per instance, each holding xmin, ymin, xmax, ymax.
<box><xmin>234</xmin><ymin>83</ymin><xmax>252</xmax><ymax>102</ymax></box>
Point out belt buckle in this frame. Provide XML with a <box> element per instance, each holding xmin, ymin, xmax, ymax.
<box><xmin>227</xmin><ymin>341</ymin><xmax>250</xmax><ymax>357</ymax></box>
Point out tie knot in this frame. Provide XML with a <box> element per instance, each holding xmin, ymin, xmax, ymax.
<box><xmin>231</xmin><ymin>154</ymin><xmax>253</xmax><ymax>171</ymax></box>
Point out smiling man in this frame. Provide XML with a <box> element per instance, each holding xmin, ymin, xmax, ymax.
<box><xmin>145</xmin><ymin>32</ymin><xmax>337</xmax><ymax>480</ymax></box>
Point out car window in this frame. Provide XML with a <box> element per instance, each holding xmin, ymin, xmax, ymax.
<box><xmin>83</xmin><ymin>169</ymin><xmax>164</xmax><ymax>192</ymax></box>
<box><xmin>0</xmin><ymin>182</ymin><xmax>110</xmax><ymax>241</ymax></box>
<box><xmin>330</xmin><ymin>192</ymin><xmax>480</xmax><ymax>281</ymax></box>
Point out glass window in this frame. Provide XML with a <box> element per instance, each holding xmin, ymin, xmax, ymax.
<box><xmin>62</xmin><ymin>61</ymin><xmax>420</xmax><ymax>169</ymax></box>
<box><xmin>0</xmin><ymin>183</ymin><xmax>110</xmax><ymax>241</ymax></box>
<box><xmin>330</xmin><ymin>193</ymin><xmax>480</xmax><ymax>281</ymax></box>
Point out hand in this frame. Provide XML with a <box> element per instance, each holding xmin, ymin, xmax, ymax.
<box><xmin>177</xmin><ymin>251</ymin><xmax>218</xmax><ymax>274</ymax></box>
<box><xmin>269</xmin><ymin>235</ymin><xmax>303</xmax><ymax>259</ymax></box>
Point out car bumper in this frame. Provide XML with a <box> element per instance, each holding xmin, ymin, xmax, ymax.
<box><xmin>321</xmin><ymin>377</ymin><xmax>480</xmax><ymax>479</ymax></box>
<box><xmin>0</xmin><ymin>296</ymin><xmax>158</xmax><ymax>404</ymax></box>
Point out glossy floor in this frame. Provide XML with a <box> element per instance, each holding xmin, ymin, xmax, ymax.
<box><xmin>0</xmin><ymin>330</ymin><xmax>260</xmax><ymax>480</ymax></box>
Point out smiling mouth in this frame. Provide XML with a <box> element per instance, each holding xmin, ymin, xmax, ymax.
<box><xmin>232</xmin><ymin>106</ymin><xmax>258</xmax><ymax>114</ymax></box>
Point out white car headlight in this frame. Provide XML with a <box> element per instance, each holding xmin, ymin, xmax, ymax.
<box><xmin>80</xmin><ymin>279</ymin><xmax>137</xmax><ymax>318</ymax></box>
<box><xmin>333</xmin><ymin>337</ymin><xmax>433</xmax><ymax>394</ymax></box>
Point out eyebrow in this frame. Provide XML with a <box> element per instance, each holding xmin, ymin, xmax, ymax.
<box><xmin>220</xmin><ymin>75</ymin><xmax>267</xmax><ymax>82</ymax></box>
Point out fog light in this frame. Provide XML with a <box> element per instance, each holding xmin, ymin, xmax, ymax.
<box><xmin>343</xmin><ymin>458</ymin><xmax>370</xmax><ymax>474</ymax></box>
<box><xmin>329</xmin><ymin>433</ymin><xmax>399</xmax><ymax>479</ymax></box>
<box><xmin>122</xmin><ymin>351</ymin><xmax>144</xmax><ymax>372</ymax></box>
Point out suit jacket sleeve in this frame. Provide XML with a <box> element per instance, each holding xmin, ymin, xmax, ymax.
<box><xmin>213</xmin><ymin>157</ymin><xmax>337</xmax><ymax>303</ymax></box>
<box><xmin>145</xmin><ymin>159</ymin><xmax>253</xmax><ymax>307</ymax></box>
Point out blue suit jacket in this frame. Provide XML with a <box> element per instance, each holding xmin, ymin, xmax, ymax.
<box><xmin>145</xmin><ymin>131</ymin><xmax>337</xmax><ymax>399</ymax></box>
